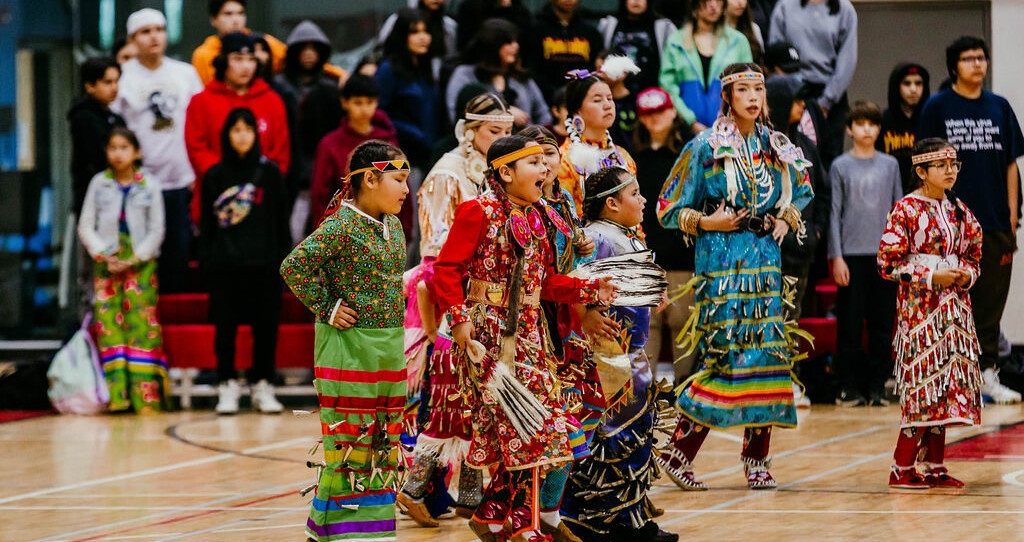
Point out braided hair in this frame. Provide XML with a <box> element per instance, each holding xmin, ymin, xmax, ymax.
<box><xmin>485</xmin><ymin>135</ymin><xmax>537</xmax><ymax>337</ymax></box>
<box><xmin>719</xmin><ymin>62</ymin><xmax>779</xmax><ymax>164</ymax></box>
<box><xmin>912</xmin><ymin>137</ymin><xmax>966</xmax><ymax>224</ymax></box>
<box><xmin>583</xmin><ymin>166</ymin><xmax>633</xmax><ymax>223</ymax></box>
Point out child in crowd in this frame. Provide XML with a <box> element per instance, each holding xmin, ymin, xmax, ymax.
<box><xmin>880</xmin><ymin>63</ymin><xmax>930</xmax><ymax>194</ymax></box>
<box><xmin>544</xmin><ymin>86</ymin><xmax>570</xmax><ymax>146</ymax></box>
<box><xmin>310</xmin><ymin>75</ymin><xmax>399</xmax><ymax>226</ymax></box>
<box><xmin>281</xmin><ymin>140</ymin><xmax>410</xmax><ymax>542</ymax></box>
<box><xmin>878</xmin><ymin>138</ymin><xmax>983</xmax><ymax>489</ymax></box>
<box><xmin>560</xmin><ymin>166</ymin><xmax>677</xmax><ymax>542</ymax></box>
<box><xmin>829</xmin><ymin>101</ymin><xmax>902</xmax><ymax>407</ymax></box>
<box><xmin>78</xmin><ymin>127</ymin><xmax>167</xmax><ymax>413</ymax></box>
<box><xmin>199</xmin><ymin>107</ymin><xmax>290</xmax><ymax>415</ymax></box>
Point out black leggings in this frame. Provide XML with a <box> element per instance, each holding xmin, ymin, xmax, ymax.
<box><xmin>208</xmin><ymin>268</ymin><xmax>282</xmax><ymax>383</ymax></box>
<box><xmin>835</xmin><ymin>255</ymin><xmax>896</xmax><ymax>396</ymax></box>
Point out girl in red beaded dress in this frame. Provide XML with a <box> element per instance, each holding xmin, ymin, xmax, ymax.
<box><xmin>878</xmin><ymin>138</ymin><xmax>983</xmax><ymax>489</ymax></box>
<box><xmin>433</xmin><ymin>135</ymin><xmax>618</xmax><ymax>542</ymax></box>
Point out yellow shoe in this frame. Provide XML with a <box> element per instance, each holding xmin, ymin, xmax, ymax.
<box><xmin>396</xmin><ymin>492</ymin><xmax>439</xmax><ymax>527</ymax></box>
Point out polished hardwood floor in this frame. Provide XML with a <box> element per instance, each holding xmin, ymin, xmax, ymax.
<box><xmin>5</xmin><ymin>403</ymin><xmax>1024</xmax><ymax>542</ymax></box>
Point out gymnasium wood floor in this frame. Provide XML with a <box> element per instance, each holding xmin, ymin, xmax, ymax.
<box><xmin>5</xmin><ymin>403</ymin><xmax>1024</xmax><ymax>542</ymax></box>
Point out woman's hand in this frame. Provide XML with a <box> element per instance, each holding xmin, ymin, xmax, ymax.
<box><xmin>574</xmin><ymin>236</ymin><xmax>595</xmax><ymax>258</ymax></box>
<box><xmin>105</xmin><ymin>256</ymin><xmax>129</xmax><ymax>274</ymax></box>
<box><xmin>330</xmin><ymin>300</ymin><xmax>359</xmax><ymax>330</ymax></box>
<box><xmin>831</xmin><ymin>256</ymin><xmax>850</xmax><ymax>287</ymax></box>
<box><xmin>581</xmin><ymin>306</ymin><xmax>620</xmax><ymax>341</ymax></box>
<box><xmin>452</xmin><ymin>321</ymin><xmax>476</xmax><ymax>350</ymax></box>
<box><xmin>771</xmin><ymin>216</ymin><xmax>790</xmax><ymax>245</ymax></box>
<box><xmin>596</xmin><ymin>276</ymin><xmax>620</xmax><ymax>305</ymax></box>
<box><xmin>954</xmin><ymin>267</ymin><xmax>973</xmax><ymax>288</ymax></box>
<box><xmin>932</xmin><ymin>268</ymin><xmax>968</xmax><ymax>288</ymax></box>
<box><xmin>699</xmin><ymin>202</ymin><xmax>749</xmax><ymax>232</ymax></box>
<box><xmin>655</xmin><ymin>292</ymin><xmax>671</xmax><ymax>314</ymax></box>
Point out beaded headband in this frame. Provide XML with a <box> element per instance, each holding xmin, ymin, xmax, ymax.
<box><xmin>491</xmin><ymin>144</ymin><xmax>543</xmax><ymax>169</ymax></box>
<box><xmin>345</xmin><ymin>160</ymin><xmax>410</xmax><ymax>179</ymax></box>
<box><xmin>536</xmin><ymin>136</ymin><xmax>558</xmax><ymax>148</ymax></box>
<box><xmin>585</xmin><ymin>176</ymin><xmax>637</xmax><ymax>200</ymax></box>
<box><xmin>466</xmin><ymin>111</ymin><xmax>515</xmax><ymax>123</ymax></box>
<box><xmin>912</xmin><ymin>148</ymin><xmax>957</xmax><ymax>165</ymax></box>
<box><xmin>721</xmin><ymin>71</ymin><xmax>765</xmax><ymax>86</ymax></box>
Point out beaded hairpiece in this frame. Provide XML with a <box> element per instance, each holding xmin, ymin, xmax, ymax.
<box><xmin>491</xmin><ymin>145</ymin><xmax>543</xmax><ymax>169</ymax></box>
<box><xmin>466</xmin><ymin>111</ymin><xmax>515</xmax><ymax>123</ymax></box>
<box><xmin>721</xmin><ymin>71</ymin><xmax>765</xmax><ymax>86</ymax></box>
<box><xmin>345</xmin><ymin>160</ymin><xmax>410</xmax><ymax>179</ymax></box>
<box><xmin>912</xmin><ymin>148</ymin><xmax>957</xmax><ymax>165</ymax></box>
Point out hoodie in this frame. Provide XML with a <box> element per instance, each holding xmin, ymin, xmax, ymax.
<box><xmin>274</xmin><ymin>20</ymin><xmax>343</xmax><ymax>193</ymax></box>
<box><xmin>184</xmin><ymin>78</ymin><xmax>291</xmax><ymax>222</ymax></box>
<box><xmin>67</xmin><ymin>96</ymin><xmax>126</xmax><ymax>214</ymax></box>
<box><xmin>767</xmin><ymin>78</ymin><xmax>830</xmax><ymax>267</ymax></box>
<box><xmin>527</xmin><ymin>4</ymin><xmax>603</xmax><ymax>101</ymax></box>
<box><xmin>878</xmin><ymin>62</ymin><xmax>930</xmax><ymax>194</ymax></box>
<box><xmin>309</xmin><ymin>109</ymin><xmax>400</xmax><ymax>225</ymax></box>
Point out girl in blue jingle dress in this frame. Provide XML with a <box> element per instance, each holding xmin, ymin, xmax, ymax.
<box><xmin>656</xmin><ymin>63</ymin><xmax>814</xmax><ymax>490</ymax></box>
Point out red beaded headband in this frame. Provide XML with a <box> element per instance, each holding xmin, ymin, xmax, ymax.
<box><xmin>912</xmin><ymin>148</ymin><xmax>957</xmax><ymax>165</ymax></box>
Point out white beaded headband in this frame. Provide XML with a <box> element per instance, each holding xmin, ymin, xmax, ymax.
<box><xmin>465</xmin><ymin>111</ymin><xmax>515</xmax><ymax>122</ymax></box>
<box><xmin>912</xmin><ymin>148</ymin><xmax>957</xmax><ymax>165</ymax></box>
<box><xmin>721</xmin><ymin>71</ymin><xmax>765</xmax><ymax>86</ymax></box>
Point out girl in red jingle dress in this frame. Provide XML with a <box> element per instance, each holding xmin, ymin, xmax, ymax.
<box><xmin>878</xmin><ymin>138</ymin><xmax>983</xmax><ymax>490</ymax></box>
<box><xmin>433</xmin><ymin>136</ymin><xmax>617</xmax><ymax>542</ymax></box>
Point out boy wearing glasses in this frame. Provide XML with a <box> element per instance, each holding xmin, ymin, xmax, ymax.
<box><xmin>829</xmin><ymin>101</ymin><xmax>902</xmax><ymax>407</ymax></box>
<box><xmin>918</xmin><ymin>36</ymin><xmax>1024</xmax><ymax>404</ymax></box>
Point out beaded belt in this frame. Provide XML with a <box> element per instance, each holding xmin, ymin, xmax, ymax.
<box><xmin>701</xmin><ymin>199</ymin><xmax>774</xmax><ymax>236</ymax></box>
<box><xmin>466</xmin><ymin>278</ymin><xmax>541</xmax><ymax>308</ymax></box>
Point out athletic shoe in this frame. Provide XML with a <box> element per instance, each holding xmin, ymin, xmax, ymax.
<box><xmin>835</xmin><ymin>390</ymin><xmax>866</xmax><ymax>407</ymax></box>
<box><xmin>215</xmin><ymin>379</ymin><xmax>241</xmax><ymax>415</ymax></box>
<box><xmin>397</xmin><ymin>492</ymin><xmax>439</xmax><ymax>527</ymax></box>
<box><xmin>251</xmin><ymin>379</ymin><xmax>284</xmax><ymax>414</ymax></box>
<box><xmin>981</xmin><ymin>368</ymin><xmax>1022</xmax><ymax>404</ymax></box>
<box><xmin>889</xmin><ymin>467</ymin><xmax>929</xmax><ymax>489</ymax></box>
<box><xmin>868</xmin><ymin>392</ymin><xmax>891</xmax><ymax>407</ymax></box>
<box><xmin>655</xmin><ymin>452</ymin><xmax>708</xmax><ymax>491</ymax></box>
<box><xmin>793</xmin><ymin>382</ymin><xmax>811</xmax><ymax>408</ymax></box>
<box><xmin>924</xmin><ymin>466</ymin><xmax>964</xmax><ymax>488</ymax></box>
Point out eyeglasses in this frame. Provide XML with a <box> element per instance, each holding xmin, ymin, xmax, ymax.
<box><xmin>926</xmin><ymin>161</ymin><xmax>962</xmax><ymax>172</ymax></box>
<box><xmin>959</xmin><ymin>54</ymin><xmax>987</xmax><ymax>64</ymax></box>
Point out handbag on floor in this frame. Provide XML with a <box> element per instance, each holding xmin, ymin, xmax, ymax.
<box><xmin>47</xmin><ymin>314</ymin><xmax>109</xmax><ymax>414</ymax></box>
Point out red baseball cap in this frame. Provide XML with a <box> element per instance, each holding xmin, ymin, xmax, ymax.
<box><xmin>636</xmin><ymin>87</ymin><xmax>673</xmax><ymax>116</ymax></box>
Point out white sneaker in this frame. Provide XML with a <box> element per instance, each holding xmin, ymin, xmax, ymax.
<box><xmin>793</xmin><ymin>382</ymin><xmax>811</xmax><ymax>408</ymax></box>
<box><xmin>982</xmin><ymin>368</ymin><xmax>1022</xmax><ymax>404</ymax></box>
<box><xmin>216</xmin><ymin>379</ymin><xmax>242</xmax><ymax>415</ymax></box>
<box><xmin>251</xmin><ymin>379</ymin><xmax>284</xmax><ymax>414</ymax></box>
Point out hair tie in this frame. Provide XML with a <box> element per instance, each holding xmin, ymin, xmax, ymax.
<box><xmin>585</xmin><ymin>175</ymin><xmax>636</xmax><ymax>200</ymax></box>
<box><xmin>565</xmin><ymin>68</ymin><xmax>597</xmax><ymax>80</ymax></box>
<box><xmin>490</xmin><ymin>145</ymin><xmax>543</xmax><ymax>170</ymax></box>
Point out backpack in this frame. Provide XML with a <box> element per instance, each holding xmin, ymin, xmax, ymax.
<box><xmin>47</xmin><ymin>315</ymin><xmax>109</xmax><ymax>414</ymax></box>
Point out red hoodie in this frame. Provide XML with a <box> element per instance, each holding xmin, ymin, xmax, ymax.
<box><xmin>185</xmin><ymin>78</ymin><xmax>290</xmax><ymax>222</ymax></box>
<box><xmin>309</xmin><ymin>109</ymin><xmax>400</xmax><ymax>225</ymax></box>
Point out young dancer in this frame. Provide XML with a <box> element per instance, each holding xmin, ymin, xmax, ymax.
<box><xmin>199</xmin><ymin>107</ymin><xmax>290</xmax><ymax>414</ymax></box>
<box><xmin>433</xmin><ymin>135</ymin><xmax>617</xmax><ymax>542</ymax></box>
<box><xmin>657</xmin><ymin>63</ymin><xmax>814</xmax><ymax>490</ymax></box>
<box><xmin>560</xmin><ymin>167</ymin><xmax>677</xmax><ymax>542</ymax></box>
<box><xmin>78</xmin><ymin>127</ymin><xmax>167</xmax><ymax>413</ymax></box>
<box><xmin>878</xmin><ymin>138</ymin><xmax>983</xmax><ymax>489</ymax></box>
<box><xmin>398</xmin><ymin>93</ymin><xmax>514</xmax><ymax>526</ymax></box>
<box><xmin>280</xmin><ymin>141</ymin><xmax>410</xmax><ymax>542</ymax></box>
<box><xmin>557</xmin><ymin>69</ymin><xmax>637</xmax><ymax>216</ymax></box>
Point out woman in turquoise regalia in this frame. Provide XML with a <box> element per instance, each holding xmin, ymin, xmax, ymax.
<box><xmin>656</xmin><ymin>63</ymin><xmax>814</xmax><ymax>490</ymax></box>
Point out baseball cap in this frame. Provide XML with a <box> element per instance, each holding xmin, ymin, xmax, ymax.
<box><xmin>765</xmin><ymin>42</ymin><xmax>803</xmax><ymax>74</ymax></box>
<box><xmin>636</xmin><ymin>87</ymin><xmax>673</xmax><ymax>116</ymax></box>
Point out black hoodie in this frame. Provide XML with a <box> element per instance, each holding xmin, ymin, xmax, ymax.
<box><xmin>767</xmin><ymin>78</ymin><xmax>830</xmax><ymax>268</ymax></box>
<box><xmin>199</xmin><ymin>126</ymin><xmax>291</xmax><ymax>273</ymax></box>
<box><xmin>67</xmin><ymin>96</ymin><xmax>126</xmax><ymax>214</ymax></box>
<box><xmin>878</xmin><ymin>62</ymin><xmax>931</xmax><ymax>194</ymax></box>
<box><xmin>527</xmin><ymin>4</ymin><xmax>603</xmax><ymax>101</ymax></box>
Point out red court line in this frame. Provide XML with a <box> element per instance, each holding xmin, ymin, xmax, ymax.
<box><xmin>69</xmin><ymin>490</ymin><xmax>295</xmax><ymax>542</ymax></box>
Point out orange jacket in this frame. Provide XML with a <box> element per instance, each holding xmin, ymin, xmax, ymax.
<box><xmin>192</xmin><ymin>32</ymin><xmax>347</xmax><ymax>87</ymax></box>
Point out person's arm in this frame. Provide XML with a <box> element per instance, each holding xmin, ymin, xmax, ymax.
<box><xmin>877</xmin><ymin>202</ymin><xmax>940</xmax><ymax>288</ymax></box>
<box><xmin>433</xmin><ymin>200</ymin><xmax>488</xmax><ymax>325</ymax></box>
<box><xmin>527</xmin><ymin>79</ymin><xmax>552</xmax><ymax>125</ymax></box>
<box><xmin>76</xmin><ymin>177</ymin><xmax>108</xmax><ymax>258</ymax></box>
<box><xmin>657</xmin><ymin>137</ymin><xmax>706</xmax><ymax>233</ymax></box>
<box><xmin>263</xmin><ymin>96</ymin><xmax>292</xmax><ymax>177</ymax></box>
<box><xmin>445</xmin><ymin>65</ymin><xmax>473</xmax><ymax>124</ymax></box>
<box><xmin>197</xmin><ymin>166</ymin><xmax>216</xmax><ymax>266</ymax></box>
<box><xmin>132</xmin><ymin>177</ymin><xmax>165</xmax><ymax>262</ymax></box>
<box><xmin>959</xmin><ymin>205</ymin><xmax>983</xmax><ymax>289</ymax></box>
<box><xmin>183</xmin><ymin>95</ymin><xmax>220</xmax><ymax>181</ymax></box>
<box><xmin>280</xmin><ymin>218</ymin><xmax>344</xmax><ymax>321</ymax></box>
<box><xmin>417</xmin><ymin>170</ymin><xmax>460</xmax><ymax>258</ymax></box>
<box><xmin>827</xmin><ymin>161</ymin><xmax>844</xmax><ymax>261</ymax></box>
<box><xmin>658</xmin><ymin>40</ymin><xmax>698</xmax><ymax>125</ymax></box>
<box><xmin>892</xmin><ymin>160</ymin><xmax>903</xmax><ymax>209</ymax></box>
<box><xmin>767</xmin><ymin>0</ymin><xmax>786</xmax><ymax>45</ymax></box>
<box><xmin>821</xmin><ymin>4</ymin><xmax>858</xmax><ymax>111</ymax></box>
<box><xmin>1009</xmin><ymin>161</ymin><xmax>1020</xmax><ymax>233</ymax></box>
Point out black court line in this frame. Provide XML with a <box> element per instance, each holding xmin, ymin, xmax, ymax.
<box><xmin>164</xmin><ymin>415</ymin><xmax>306</xmax><ymax>465</ymax></box>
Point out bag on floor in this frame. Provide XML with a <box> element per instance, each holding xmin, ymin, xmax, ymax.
<box><xmin>47</xmin><ymin>315</ymin><xmax>109</xmax><ymax>414</ymax></box>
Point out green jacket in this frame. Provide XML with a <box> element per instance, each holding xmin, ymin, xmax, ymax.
<box><xmin>658</xmin><ymin>23</ymin><xmax>753</xmax><ymax>127</ymax></box>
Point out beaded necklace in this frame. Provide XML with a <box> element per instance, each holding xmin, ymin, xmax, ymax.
<box><xmin>734</xmin><ymin>132</ymin><xmax>772</xmax><ymax>212</ymax></box>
